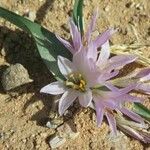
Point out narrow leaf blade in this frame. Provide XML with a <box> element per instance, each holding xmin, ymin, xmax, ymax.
<box><xmin>0</xmin><ymin>7</ymin><xmax>72</xmax><ymax>80</ymax></box>
<box><xmin>133</xmin><ymin>103</ymin><xmax>150</xmax><ymax>121</ymax></box>
<box><xmin>73</xmin><ymin>0</ymin><xmax>84</xmax><ymax>34</ymax></box>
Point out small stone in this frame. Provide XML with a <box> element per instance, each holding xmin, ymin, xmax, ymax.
<box><xmin>0</xmin><ymin>47</ymin><xmax>6</xmax><ymax>56</ymax></box>
<box><xmin>104</xmin><ymin>5</ymin><xmax>110</xmax><ymax>12</ymax></box>
<box><xmin>46</xmin><ymin>121</ymin><xmax>58</xmax><ymax>129</ymax></box>
<box><xmin>57</xmin><ymin>123</ymin><xmax>79</xmax><ymax>140</ymax></box>
<box><xmin>49</xmin><ymin>135</ymin><xmax>66</xmax><ymax>149</ymax></box>
<box><xmin>28</xmin><ymin>11</ymin><xmax>36</xmax><ymax>22</ymax></box>
<box><xmin>46</xmin><ymin>117</ymin><xmax>63</xmax><ymax>129</ymax></box>
<box><xmin>2</xmin><ymin>63</ymin><xmax>33</xmax><ymax>91</ymax></box>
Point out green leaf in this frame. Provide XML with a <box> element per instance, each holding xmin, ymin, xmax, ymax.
<box><xmin>0</xmin><ymin>7</ymin><xmax>72</xmax><ymax>80</ymax></box>
<box><xmin>133</xmin><ymin>103</ymin><xmax>150</xmax><ymax>121</ymax></box>
<box><xmin>73</xmin><ymin>0</ymin><xmax>84</xmax><ymax>35</ymax></box>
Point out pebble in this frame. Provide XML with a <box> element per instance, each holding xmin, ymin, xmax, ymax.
<box><xmin>49</xmin><ymin>135</ymin><xmax>66</xmax><ymax>149</ymax></box>
<box><xmin>1</xmin><ymin>63</ymin><xmax>33</xmax><ymax>91</ymax></box>
<box><xmin>28</xmin><ymin>11</ymin><xmax>36</xmax><ymax>22</ymax></box>
<box><xmin>46</xmin><ymin>121</ymin><xmax>58</xmax><ymax>129</ymax></box>
<box><xmin>104</xmin><ymin>5</ymin><xmax>110</xmax><ymax>12</ymax></box>
<box><xmin>46</xmin><ymin>117</ymin><xmax>63</xmax><ymax>129</ymax></box>
<box><xmin>0</xmin><ymin>47</ymin><xmax>6</xmax><ymax>56</ymax></box>
<box><xmin>57</xmin><ymin>123</ymin><xmax>80</xmax><ymax>139</ymax></box>
<box><xmin>49</xmin><ymin>123</ymin><xmax>79</xmax><ymax>149</ymax></box>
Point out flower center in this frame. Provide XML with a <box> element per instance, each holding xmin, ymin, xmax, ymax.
<box><xmin>65</xmin><ymin>73</ymin><xmax>87</xmax><ymax>92</ymax></box>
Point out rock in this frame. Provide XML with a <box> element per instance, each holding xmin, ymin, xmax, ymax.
<box><xmin>46</xmin><ymin>118</ymin><xmax>63</xmax><ymax>129</ymax></box>
<box><xmin>49</xmin><ymin>135</ymin><xmax>66</xmax><ymax>149</ymax></box>
<box><xmin>2</xmin><ymin>63</ymin><xmax>33</xmax><ymax>91</ymax></box>
<box><xmin>28</xmin><ymin>11</ymin><xmax>36</xmax><ymax>22</ymax></box>
<box><xmin>46</xmin><ymin>121</ymin><xmax>58</xmax><ymax>129</ymax></box>
<box><xmin>57</xmin><ymin>123</ymin><xmax>80</xmax><ymax>140</ymax></box>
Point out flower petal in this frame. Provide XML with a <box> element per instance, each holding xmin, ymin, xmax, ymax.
<box><xmin>116</xmin><ymin>94</ymin><xmax>143</xmax><ymax>103</ymax></box>
<box><xmin>93</xmin><ymin>28</ymin><xmax>116</xmax><ymax>48</ymax></box>
<box><xmin>135</xmin><ymin>68</ymin><xmax>150</xmax><ymax>78</ymax></box>
<box><xmin>107</xmin><ymin>55</ymin><xmax>137</xmax><ymax>71</ymax></box>
<box><xmin>96</xmin><ymin>40</ymin><xmax>110</xmax><ymax>68</ymax></box>
<box><xmin>69</xmin><ymin>19</ymin><xmax>82</xmax><ymax>51</ymax></box>
<box><xmin>104</xmin><ymin>84</ymin><xmax>137</xmax><ymax>98</ymax></box>
<box><xmin>120</xmin><ymin>107</ymin><xmax>144</xmax><ymax>123</ymax></box>
<box><xmin>86</xmin><ymin>8</ymin><xmax>99</xmax><ymax>43</ymax></box>
<box><xmin>79</xmin><ymin>89</ymin><xmax>92</xmax><ymax>107</ymax></box>
<box><xmin>73</xmin><ymin>49</ymin><xmax>99</xmax><ymax>85</ymax></box>
<box><xmin>58</xmin><ymin>56</ymin><xmax>76</xmax><ymax>77</ymax></box>
<box><xmin>56</xmin><ymin>35</ymin><xmax>74</xmax><ymax>54</ymax></box>
<box><xmin>93</xmin><ymin>97</ymin><xmax>104</xmax><ymax>127</ymax></box>
<box><xmin>99</xmin><ymin>70</ymin><xmax>119</xmax><ymax>81</ymax></box>
<box><xmin>59</xmin><ymin>89</ymin><xmax>78</xmax><ymax>115</ymax></box>
<box><xmin>87</xmin><ymin>42</ymin><xmax>97</xmax><ymax>62</ymax></box>
<box><xmin>136</xmin><ymin>83</ymin><xmax>150</xmax><ymax>94</ymax></box>
<box><xmin>40</xmin><ymin>81</ymin><xmax>66</xmax><ymax>95</ymax></box>
<box><xmin>105</xmin><ymin>112</ymin><xmax>117</xmax><ymax>135</ymax></box>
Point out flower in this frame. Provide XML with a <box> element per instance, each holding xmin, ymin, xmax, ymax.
<box><xmin>40</xmin><ymin>49</ymin><xmax>100</xmax><ymax>115</ymax></box>
<box><xmin>92</xmin><ymin>82</ymin><xmax>144</xmax><ymax>135</ymax></box>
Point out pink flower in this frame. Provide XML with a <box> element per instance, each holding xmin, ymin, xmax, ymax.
<box><xmin>92</xmin><ymin>82</ymin><xmax>144</xmax><ymax>135</ymax></box>
<box><xmin>40</xmin><ymin>50</ymin><xmax>100</xmax><ymax>115</ymax></box>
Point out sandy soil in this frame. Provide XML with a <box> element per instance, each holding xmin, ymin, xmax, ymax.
<box><xmin>0</xmin><ymin>0</ymin><xmax>150</xmax><ymax>149</ymax></box>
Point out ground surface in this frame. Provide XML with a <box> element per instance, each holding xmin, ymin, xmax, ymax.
<box><xmin>0</xmin><ymin>0</ymin><xmax>150</xmax><ymax>150</ymax></box>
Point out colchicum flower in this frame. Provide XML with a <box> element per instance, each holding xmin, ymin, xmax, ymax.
<box><xmin>92</xmin><ymin>83</ymin><xmax>144</xmax><ymax>135</ymax></box>
<box><xmin>40</xmin><ymin>40</ymin><xmax>144</xmax><ymax>136</ymax></box>
<box><xmin>42</xmin><ymin>8</ymin><xmax>149</xmax><ymax>136</ymax></box>
<box><xmin>40</xmin><ymin>49</ymin><xmax>100</xmax><ymax>115</ymax></box>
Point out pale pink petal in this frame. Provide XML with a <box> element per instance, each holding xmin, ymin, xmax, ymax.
<box><xmin>69</xmin><ymin>19</ymin><xmax>82</xmax><ymax>51</ymax></box>
<box><xmin>93</xmin><ymin>28</ymin><xmax>116</xmax><ymax>48</ymax></box>
<box><xmin>135</xmin><ymin>68</ymin><xmax>150</xmax><ymax>78</ymax></box>
<box><xmin>59</xmin><ymin>89</ymin><xmax>78</xmax><ymax>115</ymax></box>
<box><xmin>140</xmin><ymin>74</ymin><xmax>150</xmax><ymax>82</ymax></box>
<box><xmin>120</xmin><ymin>107</ymin><xmax>144</xmax><ymax>123</ymax></box>
<box><xmin>107</xmin><ymin>55</ymin><xmax>137</xmax><ymax>71</ymax></box>
<box><xmin>56</xmin><ymin>35</ymin><xmax>74</xmax><ymax>54</ymax></box>
<box><xmin>93</xmin><ymin>97</ymin><xmax>104</xmax><ymax>127</ymax></box>
<box><xmin>58</xmin><ymin>56</ymin><xmax>76</xmax><ymax>77</ymax></box>
<box><xmin>103</xmin><ymin>84</ymin><xmax>136</xmax><ymax>98</ymax></box>
<box><xmin>86</xmin><ymin>8</ymin><xmax>99</xmax><ymax>43</ymax></box>
<box><xmin>136</xmin><ymin>83</ymin><xmax>150</xmax><ymax>94</ymax></box>
<box><xmin>105</xmin><ymin>112</ymin><xmax>117</xmax><ymax>135</ymax></box>
<box><xmin>116</xmin><ymin>94</ymin><xmax>143</xmax><ymax>103</ymax></box>
<box><xmin>73</xmin><ymin>49</ymin><xmax>98</xmax><ymax>85</ymax></box>
<box><xmin>99</xmin><ymin>70</ymin><xmax>119</xmax><ymax>81</ymax></box>
<box><xmin>109</xmin><ymin>84</ymin><xmax>137</xmax><ymax>97</ymax></box>
<box><xmin>104</xmin><ymin>82</ymin><xmax>119</xmax><ymax>91</ymax></box>
<box><xmin>96</xmin><ymin>41</ymin><xmax>110</xmax><ymax>68</ymax></box>
<box><xmin>79</xmin><ymin>89</ymin><xmax>92</xmax><ymax>107</ymax></box>
<box><xmin>40</xmin><ymin>81</ymin><xmax>66</xmax><ymax>95</ymax></box>
<box><xmin>87</xmin><ymin>42</ymin><xmax>97</xmax><ymax>61</ymax></box>
<box><xmin>102</xmin><ymin>100</ymin><xmax>118</xmax><ymax>109</ymax></box>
